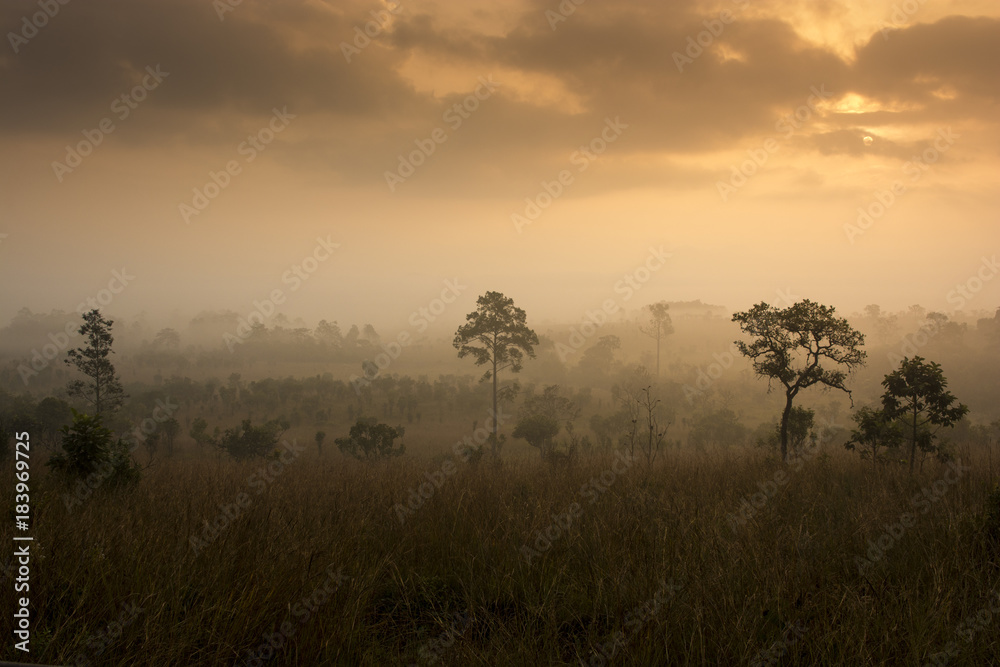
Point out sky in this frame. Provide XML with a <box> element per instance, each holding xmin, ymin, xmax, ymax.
<box><xmin>1</xmin><ymin>0</ymin><xmax>998</xmax><ymax>333</ymax></box>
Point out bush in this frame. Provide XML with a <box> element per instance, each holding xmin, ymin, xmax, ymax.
<box><xmin>213</xmin><ymin>418</ymin><xmax>290</xmax><ymax>460</ymax></box>
<box><xmin>47</xmin><ymin>409</ymin><xmax>141</xmax><ymax>488</ymax></box>
<box><xmin>335</xmin><ymin>417</ymin><xmax>405</xmax><ymax>461</ymax></box>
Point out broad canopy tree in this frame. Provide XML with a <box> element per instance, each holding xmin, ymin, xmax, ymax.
<box><xmin>454</xmin><ymin>291</ymin><xmax>538</xmax><ymax>456</ymax></box>
<box><xmin>335</xmin><ymin>417</ymin><xmax>404</xmax><ymax>461</ymax></box>
<box><xmin>881</xmin><ymin>356</ymin><xmax>969</xmax><ymax>474</ymax></box>
<box><xmin>733</xmin><ymin>299</ymin><xmax>866</xmax><ymax>462</ymax></box>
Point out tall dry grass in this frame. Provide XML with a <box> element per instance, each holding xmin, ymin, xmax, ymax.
<box><xmin>2</xmin><ymin>444</ymin><xmax>998</xmax><ymax>665</ymax></box>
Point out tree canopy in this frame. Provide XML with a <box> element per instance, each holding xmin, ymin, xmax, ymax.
<box><xmin>733</xmin><ymin>299</ymin><xmax>866</xmax><ymax>461</ymax></box>
<box><xmin>454</xmin><ymin>291</ymin><xmax>538</xmax><ymax>456</ymax></box>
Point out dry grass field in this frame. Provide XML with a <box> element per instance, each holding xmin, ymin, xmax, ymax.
<box><xmin>3</xmin><ymin>443</ymin><xmax>999</xmax><ymax>666</ymax></box>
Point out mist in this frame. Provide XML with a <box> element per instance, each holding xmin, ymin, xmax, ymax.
<box><xmin>3</xmin><ymin>1</ymin><xmax>1000</xmax><ymax>665</ymax></box>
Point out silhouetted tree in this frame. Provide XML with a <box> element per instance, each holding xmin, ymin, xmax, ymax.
<box><xmin>881</xmin><ymin>356</ymin><xmax>969</xmax><ymax>474</ymax></box>
<box><xmin>845</xmin><ymin>405</ymin><xmax>904</xmax><ymax>469</ymax></box>
<box><xmin>189</xmin><ymin>417</ymin><xmax>213</xmax><ymax>447</ymax></box>
<box><xmin>48</xmin><ymin>409</ymin><xmax>140</xmax><ymax>487</ymax></box>
<box><xmin>161</xmin><ymin>417</ymin><xmax>180</xmax><ymax>457</ymax></box>
<box><xmin>152</xmin><ymin>327</ymin><xmax>181</xmax><ymax>350</ymax></box>
<box><xmin>512</xmin><ymin>414</ymin><xmax>561</xmax><ymax>459</ymax></box>
<box><xmin>733</xmin><ymin>299</ymin><xmax>866</xmax><ymax>462</ymax></box>
<box><xmin>65</xmin><ymin>310</ymin><xmax>127</xmax><ymax>417</ymax></box>
<box><xmin>315</xmin><ymin>430</ymin><xmax>326</xmax><ymax>456</ymax></box>
<box><xmin>335</xmin><ymin>417</ymin><xmax>404</xmax><ymax>461</ymax></box>
<box><xmin>639</xmin><ymin>301</ymin><xmax>674</xmax><ymax>377</ymax></box>
<box><xmin>578</xmin><ymin>335</ymin><xmax>621</xmax><ymax>379</ymax></box>
<box><xmin>688</xmin><ymin>408</ymin><xmax>747</xmax><ymax>450</ymax></box>
<box><xmin>454</xmin><ymin>291</ymin><xmax>538</xmax><ymax>457</ymax></box>
<box><xmin>213</xmin><ymin>418</ymin><xmax>290</xmax><ymax>460</ymax></box>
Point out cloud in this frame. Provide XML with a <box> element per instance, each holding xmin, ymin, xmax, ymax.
<box><xmin>1</xmin><ymin>0</ymin><xmax>996</xmax><ymax>191</ymax></box>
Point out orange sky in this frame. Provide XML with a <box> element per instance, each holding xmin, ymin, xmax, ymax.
<box><xmin>1</xmin><ymin>0</ymin><xmax>998</xmax><ymax>331</ymax></box>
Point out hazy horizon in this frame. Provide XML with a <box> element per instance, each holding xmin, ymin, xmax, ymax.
<box><xmin>2</xmin><ymin>0</ymin><xmax>999</xmax><ymax>332</ymax></box>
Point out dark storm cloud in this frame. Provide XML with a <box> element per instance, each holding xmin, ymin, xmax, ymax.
<box><xmin>0</xmin><ymin>0</ymin><xmax>430</xmax><ymax>135</ymax></box>
<box><xmin>2</xmin><ymin>0</ymin><xmax>996</xmax><ymax>181</ymax></box>
<box><xmin>853</xmin><ymin>16</ymin><xmax>1000</xmax><ymax>105</ymax></box>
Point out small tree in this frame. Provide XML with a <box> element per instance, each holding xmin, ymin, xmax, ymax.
<box><xmin>733</xmin><ymin>299</ymin><xmax>866</xmax><ymax>462</ymax></box>
<box><xmin>315</xmin><ymin>430</ymin><xmax>326</xmax><ymax>456</ymax></box>
<box><xmin>48</xmin><ymin>409</ymin><xmax>140</xmax><ymax>487</ymax></box>
<box><xmin>161</xmin><ymin>417</ymin><xmax>180</xmax><ymax>457</ymax></box>
<box><xmin>577</xmin><ymin>335</ymin><xmax>621</xmax><ymax>380</ymax></box>
<box><xmin>454</xmin><ymin>291</ymin><xmax>538</xmax><ymax>457</ymax></box>
<box><xmin>688</xmin><ymin>408</ymin><xmax>748</xmax><ymax>450</ymax></box>
<box><xmin>845</xmin><ymin>406</ymin><xmax>904</xmax><ymax>469</ymax></box>
<box><xmin>512</xmin><ymin>414</ymin><xmax>561</xmax><ymax>459</ymax></box>
<box><xmin>881</xmin><ymin>356</ymin><xmax>969</xmax><ymax>474</ymax></box>
<box><xmin>213</xmin><ymin>418</ymin><xmax>289</xmax><ymax>460</ymax></box>
<box><xmin>639</xmin><ymin>301</ymin><xmax>674</xmax><ymax>378</ymax></box>
<box><xmin>189</xmin><ymin>417</ymin><xmax>213</xmax><ymax>447</ymax></box>
<box><xmin>613</xmin><ymin>368</ymin><xmax>672</xmax><ymax>466</ymax></box>
<box><xmin>65</xmin><ymin>309</ymin><xmax>127</xmax><ymax>417</ymax></box>
<box><xmin>335</xmin><ymin>417</ymin><xmax>404</xmax><ymax>461</ymax></box>
<box><xmin>589</xmin><ymin>411</ymin><xmax>632</xmax><ymax>452</ymax></box>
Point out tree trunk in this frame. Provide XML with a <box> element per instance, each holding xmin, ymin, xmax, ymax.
<box><xmin>779</xmin><ymin>393</ymin><xmax>794</xmax><ymax>462</ymax></box>
<box><xmin>909</xmin><ymin>404</ymin><xmax>918</xmax><ymax>475</ymax></box>
<box><xmin>492</xmin><ymin>357</ymin><xmax>498</xmax><ymax>456</ymax></box>
<box><xmin>655</xmin><ymin>324</ymin><xmax>661</xmax><ymax>378</ymax></box>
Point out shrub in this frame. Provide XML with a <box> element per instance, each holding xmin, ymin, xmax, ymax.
<box><xmin>336</xmin><ymin>417</ymin><xmax>405</xmax><ymax>461</ymax></box>
<box><xmin>47</xmin><ymin>409</ymin><xmax>141</xmax><ymax>488</ymax></box>
<box><xmin>213</xmin><ymin>418</ymin><xmax>290</xmax><ymax>460</ymax></box>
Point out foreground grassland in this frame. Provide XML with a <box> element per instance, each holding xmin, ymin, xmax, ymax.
<box><xmin>3</xmin><ymin>447</ymin><xmax>999</xmax><ymax>666</ymax></box>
